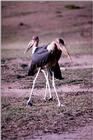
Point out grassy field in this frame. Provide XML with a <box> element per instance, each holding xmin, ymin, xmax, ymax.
<box><xmin>1</xmin><ymin>1</ymin><xmax>93</xmax><ymax>140</ymax></box>
<box><xmin>1</xmin><ymin>92</ymin><xmax>93</xmax><ymax>139</ymax></box>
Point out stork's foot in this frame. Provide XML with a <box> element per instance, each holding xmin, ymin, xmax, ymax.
<box><xmin>27</xmin><ymin>100</ymin><xmax>33</xmax><ymax>106</ymax></box>
<box><xmin>43</xmin><ymin>98</ymin><xmax>47</xmax><ymax>102</ymax></box>
<box><xmin>58</xmin><ymin>103</ymin><xmax>65</xmax><ymax>107</ymax></box>
<box><xmin>43</xmin><ymin>97</ymin><xmax>53</xmax><ymax>102</ymax></box>
<box><xmin>48</xmin><ymin>97</ymin><xmax>53</xmax><ymax>101</ymax></box>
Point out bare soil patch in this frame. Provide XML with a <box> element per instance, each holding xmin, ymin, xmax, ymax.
<box><xmin>1</xmin><ymin>56</ymin><xmax>93</xmax><ymax>140</ymax></box>
<box><xmin>1</xmin><ymin>92</ymin><xmax>93</xmax><ymax>140</ymax></box>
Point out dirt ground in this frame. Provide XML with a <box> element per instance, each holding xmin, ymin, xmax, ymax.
<box><xmin>1</xmin><ymin>1</ymin><xmax>93</xmax><ymax>140</ymax></box>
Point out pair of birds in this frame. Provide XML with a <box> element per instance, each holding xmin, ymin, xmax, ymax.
<box><xmin>25</xmin><ymin>36</ymin><xmax>72</xmax><ymax>107</ymax></box>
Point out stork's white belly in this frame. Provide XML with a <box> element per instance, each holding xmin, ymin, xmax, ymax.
<box><xmin>32</xmin><ymin>46</ymin><xmax>37</xmax><ymax>54</ymax></box>
<box><xmin>47</xmin><ymin>42</ymin><xmax>55</xmax><ymax>52</ymax></box>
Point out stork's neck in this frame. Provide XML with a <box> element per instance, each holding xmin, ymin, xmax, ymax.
<box><xmin>32</xmin><ymin>42</ymin><xmax>38</xmax><ymax>54</ymax></box>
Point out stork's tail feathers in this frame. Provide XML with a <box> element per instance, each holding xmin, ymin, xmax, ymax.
<box><xmin>48</xmin><ymin>63</ymin><xmax>64</xmax><ymax>80</ymax></box>
<box><xmin>28</xmin><ymin>63</ymin><xmax>37</xmax><ymax>76</ymax></box>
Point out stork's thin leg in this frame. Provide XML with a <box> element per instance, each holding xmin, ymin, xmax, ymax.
<box><xmin>44</xmin><ymin>72</ymin><xmax>52</xmax><ymax>100</ymax></box>
<box><xmin>27</xmin><ymin>68</ymin><xmax>41</xmax><ymax>106</ymax></box>
<box><xmin>44</xmin><ymin>74</ymin><xmax>48</xmax><ymax>100</ymax></box>
<box><xmin>41</xmin><ymin>70</ymin><xmax>52</xmax><ymax>100</ymax></box>
<box><xmin>52</xmin><ymin>72</ymin><xmax>61</xmax><ymax>107</ymax></box>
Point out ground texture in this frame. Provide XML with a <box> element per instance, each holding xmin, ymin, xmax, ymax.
<box><xmin>1</xmin><ymin>1</ymin><xmax>93</xmax><ymax>140</ymax></box>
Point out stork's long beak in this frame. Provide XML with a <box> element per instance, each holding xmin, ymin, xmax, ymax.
<box><xmin>27</xmin><ymin>40</ymin><xmax>35</xmax><ymax>49</ymax></box>
<box><xmin>24</xmin><ymin>39</ymin><xmax>35</xmax><ymax>54</ymax></box>
<box><xmin>56</xmin><ymin>42</ymin><xmax>72</xmax><ymax>62</ymax></box>
<box><xmin>61</xmin><ymin>45</ymin><xmax>72</xmax><ymax>62</ymax></box>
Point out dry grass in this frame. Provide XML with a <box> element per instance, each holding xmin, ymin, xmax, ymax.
<box><xmin>1</xmin><ymin>91</ymin><xmax>93</xmax><ymax>140</ymax></box>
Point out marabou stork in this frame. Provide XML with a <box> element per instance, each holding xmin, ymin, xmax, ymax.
<box><xmin>25</xmin><ymin>36</ymin><xmax>72</xmax><ymax>107</ymax></box>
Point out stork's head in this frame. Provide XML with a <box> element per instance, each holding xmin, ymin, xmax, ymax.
<box><xmin>28</xmin><ymin>36</ymin><xmax>39</xmax><ymax>48</ymax></box>
<box><xmin>54</xmin><ymin>38</ymin><xmax>66</xmax><ymax>52</ymax></box>
<box><xmin>31</xmin><ymin>36</ymin><xmax>39</xmax><ymax>47</ymax></box>
<box><xmin>25</xmin><ymin>36</ymin><xmax>39</xmax><ymax>53</ymax></box>
<box><xmin>55</xmin><ymin>38</ymin><xmax>72</xmax><ymax>62</ymax></box>
<box><xmin>56</xmin><ymin>38</ymin><xmax>65</xmax><ymax>47</ymax></box>
<box><xmin>32</xmin><ymin>36</ymin><xmax>39</xmax><ymax>42</ymax></box>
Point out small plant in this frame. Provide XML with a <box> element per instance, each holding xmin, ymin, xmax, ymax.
<box><xmin>65</xmin><ymin>4</ymin><xmax>81</xmax><ymax>10</ymax></box>
<box><xmin>56</xmin><ymin>10</ymin><xmax>62</xmax><ymax>14</ymax></box>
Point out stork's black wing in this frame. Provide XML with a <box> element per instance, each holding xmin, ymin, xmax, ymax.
<box><xmin>48</xmin><ymin>63</ymin><xmax>63</xmax><ymax>80</ymax></box>
<box><xmin>28</xmin><ymin>44</ymin><xmax>63</xmax><ymax>78</ymax></box>
<box><xmin>32</xmin><ymin>45</ymin><xmax>51</xmax><ymax>67</ymax></box>
<box><xmin>28</xmin><ymin>45</ymin><xmax>53</xmax><ymax>76</ymax></box>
